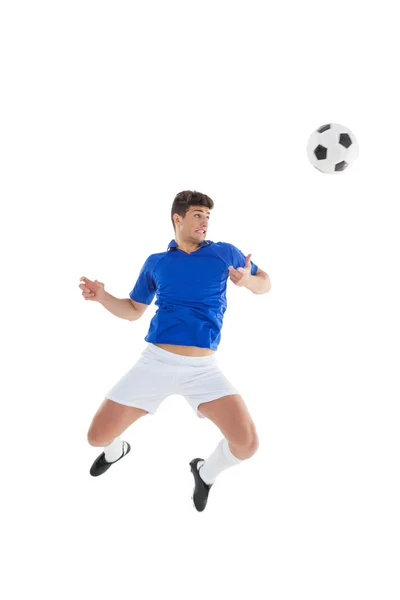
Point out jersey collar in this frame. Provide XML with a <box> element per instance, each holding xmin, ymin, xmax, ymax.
<box><xmin>167</xmin><ymin>239</ymin><xmax>210</xmax><ymax>252</ymax></box>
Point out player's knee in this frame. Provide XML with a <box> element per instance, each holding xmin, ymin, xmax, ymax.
<box><xmin>232</xmin><ymin>422</ymin><xmax>259</xmax><ymax>459</ymax></box>
<box><xmin>87</xmin><ymin>427</ymin><xmax>108</xmax><ymax>447</ymax></box>
<box><xmin>247</xmin><ymin>425</ymin><xmax>259</xmax><ymax>457</ymax></box>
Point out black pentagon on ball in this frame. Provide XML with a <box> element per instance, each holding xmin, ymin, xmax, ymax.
<box><xmin>314</xmin><ymin>145</ymin><xmax>327</xmax><ymax>160</ymax></box>
<box><xmin>339</xmin><ymin>133</ymin><xmax>352</xmax><ymax>148</ymax></box>
<box><xmin>335</xmin><ymin>161</ymin><xmax>348</xmax><ymax>171</ymax></box>
<box><xmin>317</xmin><ymin>124</ymin><xmax>331</xmax><ymax>133</ymax></box>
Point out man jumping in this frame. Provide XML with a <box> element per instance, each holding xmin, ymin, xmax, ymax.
<box><xmin>79</xmin><ymin>190</ymin><xmax>271</xmax><ymax>511</ymax></box>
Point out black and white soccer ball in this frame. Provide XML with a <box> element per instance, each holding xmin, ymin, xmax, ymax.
<box><xmin>307</xmin><ymin>123</ymin><xmax>359</xmax><ymax>173</ymax></box>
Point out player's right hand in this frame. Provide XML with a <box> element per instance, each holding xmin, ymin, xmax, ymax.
<box><xmin>79</xmin><ymin>277</ymin><xmax>106</xmax><ymax>303</ymax></box>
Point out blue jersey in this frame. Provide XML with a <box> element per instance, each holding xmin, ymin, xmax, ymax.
<box><xmin>129</xmin><ymin>239</ymin><xmax>258</xmax><ymax>350</ymax></box>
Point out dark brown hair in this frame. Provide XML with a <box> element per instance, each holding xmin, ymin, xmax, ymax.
<box><xmin>171</xmin><ymin>190</ymin><xmax>214</xmax><ymax>231</ymax></box>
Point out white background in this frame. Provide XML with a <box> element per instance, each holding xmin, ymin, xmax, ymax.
<box><xmin>1</xmin><ymin>1</ymin><xmax>399</xmax><ymax>599</ymax></box>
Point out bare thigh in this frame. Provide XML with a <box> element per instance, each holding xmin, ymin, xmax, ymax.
<box><xmin>198</xmin><ymin>394</ymin><xmax>259</xmax><ymax>459</ymax></box>
<box><xmin>87</xmin><ymin>399</ymin><xmax>148</xmax><ymax>446</ymax></box>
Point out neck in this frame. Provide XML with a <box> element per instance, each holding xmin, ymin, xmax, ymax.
<box><xmin>175</xmin><ymin>238</ymin><xmax>201</xmax><ymax>253</ymax></box>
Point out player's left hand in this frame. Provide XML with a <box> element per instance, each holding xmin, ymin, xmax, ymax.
<box><xmin>228</xmin><ymin>254</ymin><xmax>252</xmax><ymax>287</ymax></box>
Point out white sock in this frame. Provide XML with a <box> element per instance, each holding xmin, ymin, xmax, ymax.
<box><xmin>198</xmin><ymin>438</ymin><xmax>242</xmax><ymax>485</ymax></box>
<box><xmin>104</xmin><ymin>437</ymin><xmax>124</xmax><ymax>463</ymax></box>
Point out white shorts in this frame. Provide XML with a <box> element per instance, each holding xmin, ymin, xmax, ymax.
<box><xmin>105</xmin><ymin>343</ymin><xmax>239</xmax><ymax>418</ymax></box>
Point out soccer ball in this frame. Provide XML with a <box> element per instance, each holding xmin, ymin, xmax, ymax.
<box><xmin>307</xmin><ymin>123</ymin><xmax>359</xmax><ymax>173</ymax></box>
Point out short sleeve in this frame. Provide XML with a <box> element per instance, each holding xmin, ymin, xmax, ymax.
<box><xmin>129</xmin><ymin>256</ymin><xmax>157</xmax><ymax>305</ymax></box>
<box><xmin>229</xmin><ymin>244</ymin><xmax>258</xmax><ymax>275</ymax></box>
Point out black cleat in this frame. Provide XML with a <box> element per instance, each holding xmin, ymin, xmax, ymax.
<box><xmin>90</xmin><ymin>441</ymin><xmax>131</xmax><ymax>477</ymax></box>
<box><xmin>190</xmin><ymin>458</ymin><xmax>213</xmax><ymax>512</ymax></box>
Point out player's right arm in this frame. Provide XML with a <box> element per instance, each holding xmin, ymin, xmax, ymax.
<box><xmin>79</xmin><ymin>277</ymin><xmax>149</xmax><ymax>321</ymax></box>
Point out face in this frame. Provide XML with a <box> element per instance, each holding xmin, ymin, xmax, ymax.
<box><xmin>175</xmin><ymin>206</ymin><xmax>210</xmax><ymax>240</ymax></box>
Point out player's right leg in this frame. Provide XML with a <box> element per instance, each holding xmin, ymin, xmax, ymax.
<box><xmin>86</xmin><ymin>343</ymin><xmax>178</xmax><ymax>477</ymax></box>
<box><xmin>87</xmin><ymin>399</ymin><xmax>148</xmax><ymax>448</ymax></box>
<box><xmin>87</xmin><ymin>400</ymin><xmax>148</xmax><ymax>477</ymax></box>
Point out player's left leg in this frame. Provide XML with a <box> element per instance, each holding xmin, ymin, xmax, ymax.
<box><xmin>190</xmin><ymin>394</ymin><xmax>259</xmax><ymax>511</ymax></box>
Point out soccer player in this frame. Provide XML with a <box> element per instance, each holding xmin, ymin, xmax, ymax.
<box><xmin>79</xmin><ymin>190</ymin><xmax>271</xmax><ymax>511</ymax></box>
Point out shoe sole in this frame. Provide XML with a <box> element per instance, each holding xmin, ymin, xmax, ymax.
<box><xmin>190</xmin><ymin>460</ymin><xmax>211</xmax><ymax>512</ymax></box>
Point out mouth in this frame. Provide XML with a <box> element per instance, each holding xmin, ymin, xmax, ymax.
<box><xmin>195</xmin><ymin>229</ymin><xmax>206</xmax><ymax>235</ymax></box>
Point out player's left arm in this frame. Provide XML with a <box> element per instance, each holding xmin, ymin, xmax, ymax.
<box><xmin>228</xmin><ymin>253</ymin><xmax>271</xmax><ymax>294</ymax></box>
